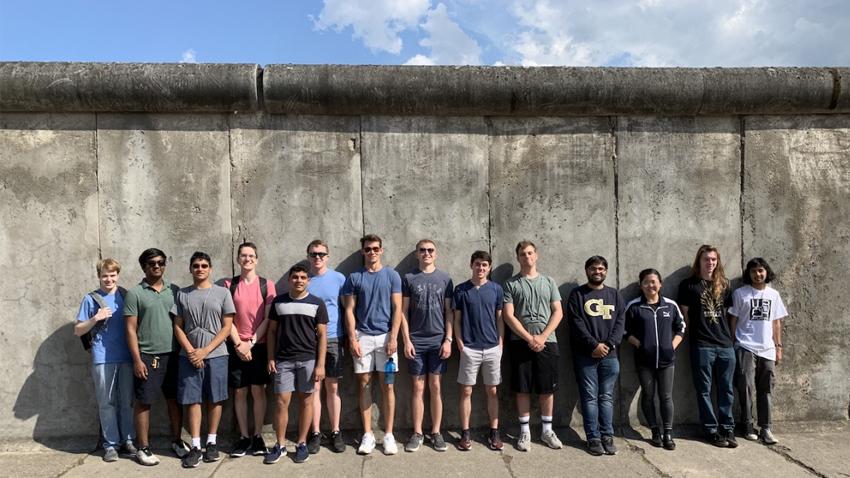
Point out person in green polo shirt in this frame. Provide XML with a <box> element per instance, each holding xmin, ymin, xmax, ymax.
<box><xmin>124</xmin><ymin>248</ymin><xmax>189</xmax><ymax>466</ymax></box>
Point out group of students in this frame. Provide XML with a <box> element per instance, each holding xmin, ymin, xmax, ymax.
<box><xmin>75</xmin><ymin>236</ymin><xmax>787</xmax><ymax>468</ymax></box>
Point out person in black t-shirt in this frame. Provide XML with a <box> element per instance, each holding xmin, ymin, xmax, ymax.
<box><xmin>265</xmin><ymin>265</ymin><xmax>328</xmax><ymax>464</ymax></box>
<box><xmin>677</xmin><ymin>244</ymin><xmax>736</xmax><ymax>448</ymax></box>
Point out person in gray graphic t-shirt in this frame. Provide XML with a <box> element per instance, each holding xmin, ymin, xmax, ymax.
<box><xmin>171</xmin><ymin>252</ymin><xmax>235</xmax><ymax>468</ymax></box>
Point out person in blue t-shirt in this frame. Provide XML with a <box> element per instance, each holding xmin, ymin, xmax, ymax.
<box><xmin>342</xmin><ymin>234</ymin><xmax>402</xmax><ymax>456</ymax></box>
<box><xmin>305</xmin><ymin>239</ymin><xmax>347</xmax><ymax>454</ymax></box>
<box><xmin>75</xmin><ymin>258</ymin><xmax>135</xmax><ymax>462</ymax></box>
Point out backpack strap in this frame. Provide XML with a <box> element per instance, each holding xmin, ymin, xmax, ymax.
<box><xmin>229</xmin><ymin>276</ymin><xmax>240</xmax><ymax>296</ymax></box>
<box><xmin>229</xmin><ymin>276</ymin><xmax>268</xmax><ymax>302</ymax></box>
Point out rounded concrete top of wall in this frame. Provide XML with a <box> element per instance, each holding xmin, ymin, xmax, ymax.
<box><xmin>1</xmin><ymin>62</ymin><xmax>847</xmax><ymax>115</ymax></box>
<box><xmin>0</xmin><ymin>62</ymin><xmax>260</xmax><ymax>112</ymax></box>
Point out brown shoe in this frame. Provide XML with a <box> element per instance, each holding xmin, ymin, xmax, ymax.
<box><xmin>457</xmin><ymin>431</ymin><xmax>472</xmax><ymax>451</ymax></box>
<box><xmin>488</xmin><ymin>430</ymin><xmax>504</xmax><ymax>451</ymax></box>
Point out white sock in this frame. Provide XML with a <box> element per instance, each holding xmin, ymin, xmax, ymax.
<box><xmin>207</xmin><ymin>434</ymin><xmax>217</xmax><ymax>445</ymax></box>
<box><xmin>519</xmin><ymin>415</ymin><xmax>530</xmax><ymax>434</ymax></box>
<box><xmin>191</xmin><ymin>437</ymin><xmax>201</xmax><ymax>449</ymax></box>
<box><xmin>542</xmin><ymin>416</ymin><xmax>553</xmax><ymax>434</ymax></box>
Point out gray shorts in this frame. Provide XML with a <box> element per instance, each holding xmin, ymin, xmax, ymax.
<box><xmin>458</xmin><ymin>345</ymin><xmax>502</xmax><ymax>386</ymax></box>
<box><xmin>273</xmin><ymin>359</ymin><xmax>316</xmax><ymax>394</ymax></box>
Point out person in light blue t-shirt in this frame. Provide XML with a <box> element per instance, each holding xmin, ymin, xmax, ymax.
<box><xmin>305</xmin><ymin>239</ymin><xmax>348</xmax><ymax>454</ymax></box>
<box><xmin>74</xmin><ymin>258</ymin><xmax>135</xmax><ymax>462</ymax></box>
<box><xmin>341</xmin><ymin>234</ymin><xmax>402</xmax><ymax>456</ymax></box>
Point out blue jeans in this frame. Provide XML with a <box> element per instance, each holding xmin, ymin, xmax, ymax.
<box><xmin>691</xmin><ymin>346</ymin><xmax>735</xmax><ymax>433</ymax></box>
<box><xmin>574</xmin><ymin>354</ymin><xmax>620</xmax><ymax>440</ymax></box>
<box><xmin>92</xmin><ymin>362</ymin><xmax>135</xmax><ymax>448</ymax></box>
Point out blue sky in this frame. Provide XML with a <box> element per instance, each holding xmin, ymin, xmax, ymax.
<box><xmin>1</xmin><ymin>1</ymin><xmax>848</xmax><ymax>66</ymax></box>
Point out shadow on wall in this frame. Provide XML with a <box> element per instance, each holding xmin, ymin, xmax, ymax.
<box><xmin>14</xmin><ymin>322</ymin><xmax>99</xmax><ymax>452</ymax></box>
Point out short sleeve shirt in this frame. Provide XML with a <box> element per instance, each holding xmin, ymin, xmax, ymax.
<box><xmin>677</xmin><ymin>277</ymin><xmax>733</xmax><ymax>348</ymax></box>
<box><xmin>341</xmin><ymin>267</ymin><xmax>402</xmax><ymax>335</ymax></box>
<box><xmin>76</xmin><ymin>289</ymin><xmax>131</xmax><ymax>364</ymax></box>
<box><xmin>224</xmin><ymin>277</ymin><xmax>276</xmax><ymax>343</ymax></box>
<box><xmin>307</xmin><ymin>269</ymin><xmax>346</xmax><ymax>340</ymax></box>
<box><xmin>503</xmin><ymin>274</ymin><xmax>562</xmax><ymax>343</ymax></box>
<box><xmin>171</xmin><ymin>285</ymin><xmax>236</xmax><ymax>359</ymax></box>
<box><xmin>123</xmin><ymin>280</ymin><xmax>180</xmax><ymax>354</ymax></box>
<box><xmin>728</xmin><ymin>285</ymin><xmax>787</xmax><ymax>360</ymax></box>
<box><xmin>453</xmin><ymin>280</ymin><xmax>503</xmax><ymax>350</ymax></box>
<box><xmin>269</xmin><ymin>293</ymin><xmax>329</xmax><ymax>362</ymax></box>
<box><xmin>402</xmin><ymin>269</ymin><xmax>454</xmax><ymax>349</ymax></box>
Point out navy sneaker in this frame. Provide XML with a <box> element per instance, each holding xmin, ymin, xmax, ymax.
<box><xmin>263</xmin><ymin>442</ymin><xmax>285</xmax><ymax>464</ymax></box>
<box><xmin>294</xmin><ymin>442</ymin><xmax>310</xmax><ymax>463</ymax></box>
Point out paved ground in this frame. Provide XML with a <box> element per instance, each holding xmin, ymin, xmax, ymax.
<box><xmin>3</xmin><ymin>424</ymin><xmax>848</xmax><ymax>478</ymax></box>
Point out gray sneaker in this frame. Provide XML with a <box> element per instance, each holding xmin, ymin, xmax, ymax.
<box><xmin>120</xmin><ymin>441</ymin><xmax>138</xmax><ymax>457</ymax></box>
<box><xmin>541</xmin><ymin>430</ymin><xmax>563</xmax><ymax>449</ymax></box>
<box><xmin>103</xmin><ymin>447</ymin><xmax>118</xmax><ymax>462</ymax></box>
<box><xmin>601</xmin><ymin>435</ymin><xmax>618</xmax><ymax>455</ymax></box>
<box><xmin>430</xmin><ymin>432</ymin><xmax>447</xmax><ymax>452</ymax></box>
<box><xmin>760</xmin><ymin>428</ymin><xmax>779</xmax><ymax>445</ymax></box>
<box><xmin>516</xmin><ymin>431</ymin><xmax>531</xmax><ymax>451</ymax></box>
<box><xmin>587</xmin><ymin>439</ymin><xmax>604</xmax><ymax>456</ymax></box>
<box><xmin>405</xmin><ymin>433</ymin><xmax>424</xmax><ymax>452</ymax></box>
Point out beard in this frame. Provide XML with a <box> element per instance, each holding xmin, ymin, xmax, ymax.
<box><xmin>588</xmin><ymin>275</ymin><xmax>605</xmax><ymax>285</ymax></box>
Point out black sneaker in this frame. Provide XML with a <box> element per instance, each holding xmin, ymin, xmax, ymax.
<box><xmin>331</xmin><ymin>431</ymin><xmax>346</xmax><ymax>453</ymax></box>
<box><xmin>307</xmin><ymin>431</ymin><xmax>322</xmax><ymax>454</ymax></box>
<box><xmin>708</xmin><ymin>431</ymin><xmax>728</xmax><ymax>447</ymax></box>
<box><xmin>252</xmin><ymin>434</ymin><xmax>269</xmax><ymax>455</ymax></box>
<box><xmin>587</xmin><ymin>439</ymin><xmax>604</xmax><ymax>456</ymax></box>
<box><xmin>601</xmin><ymin>436</ymin><xmax>618</xmax><ymax>455</ymax></box>
<box><xmin>230</xmin><ymin>436</ymin><xmax>251</xmax><ymax>457</ymax></box>
<box><xmin>182</xmin><ymin>447</ymin><xmax>202</xmax><ymax>468</ymax></box>
<box><xmin>294</xmin><ymin>442</ymin><xmax>310</xmax><ymax>463</ymax></box>
<box><xmin>203</xmin><ymin>442</ymin><xmax>220</xmax><ymax>462</ymax></box>
<box><xmin>724</xmin><ymin>430</ymin><xmax>738</xmax><ymax>448</ymax></box>
<box><xmin>171</xmin><ymin>439</ymin><xmax>191</xmax><ymax>458</ymax></box>
<box><xmin>263</xmin><ymin>442</ymin><xmax>284</xmax><ymax>464</ymax></box>
<box><xmin>662</xmin><ymin>430</ymin><xmax>676</xmax><ymax>450</ymax></box>
<box><xmin>650</xmin><ymin>427</ymin><xmax>662</xmax><ymax>447</ymax></box>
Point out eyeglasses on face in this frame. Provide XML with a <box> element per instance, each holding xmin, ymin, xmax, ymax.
<box><xmin>362</xmin><ymin>246</ymin><xmax>381</xmax><ymax>253</ymax></box>
<box><xmin>308</xmin><ymin>252</ymin><xmax>329</xmax><ymax>258</ymax></box>
<box><xmin>191</xmin><ymin>263</ymin><xmax>210</xmax><ymax>270</ymax></box>
<box><xmin>418</xmin><ymin>248</ymin><xmax>435</xmax><ymax>254</ymax></box>
<box><xmin>238</xmin><ymin>254</ymin><xmax>257</xmax><ymax>259</ymax></box>
<box><xmin>146</xmin><ymin>260</ymin><xmax>166</xmax><ymax>268</ymax></box>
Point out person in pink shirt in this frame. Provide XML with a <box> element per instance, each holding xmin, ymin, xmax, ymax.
<box><xmin>224</xmin><ymin>242</ymin><xmax>276</xmax><ymax>458</ymax></box>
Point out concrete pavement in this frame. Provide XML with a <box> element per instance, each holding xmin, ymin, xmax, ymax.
<box><xmin>3</xmin><ymin>423</ymin><xmax>847</xmax><ymax>478</ymax></box>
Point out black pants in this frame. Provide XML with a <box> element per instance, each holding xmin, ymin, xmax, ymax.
<box><xmin>637</xmin><ymin>365</ymin><xmax>675</xmax><ymax>430</ymax></box>
<box><xmin>734</xmin><ymin>348</ymin><xmax>774</xmax><ymax>431</ymax></box>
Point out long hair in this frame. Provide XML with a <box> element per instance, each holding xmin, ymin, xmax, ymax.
<box><xmin>688</xmin><ymin>244</ymin><xmax>729</xmax><ymax>302</ymax></box>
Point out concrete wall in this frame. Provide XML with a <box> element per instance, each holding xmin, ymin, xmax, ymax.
<box><xmin>1</xmin><ymin>64</ymin><xmax>849</xmax><ymax>445</ymax></box>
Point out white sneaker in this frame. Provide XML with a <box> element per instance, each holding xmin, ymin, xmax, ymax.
<box><xmin>382</xmin><ymin>433</ymin><xmax>398</xmax><ymax>455</ymax></box>
<box><xmin>358</xmin><ymin>433</ymin><xmax>376</xmax><ymax>455</ymax></box>
<box><xmin>541</xmin><ymin>430</ymin><xmax>563</xmax><ymax>449</ymax></box>
<box><xmin>136</xmin><ymin>447</ymin><xmax>160</xmax><ymax>466</ymax></box>
<box><xmin>516</xmin><ymin>431</ymin><xmax>531</xmax><ymax>451</ymax></box>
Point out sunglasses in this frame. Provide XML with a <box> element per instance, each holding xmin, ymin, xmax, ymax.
<box><xmin>363</xmin><ymin>246</ymin><xmax>381</xmax><ymax>253</ymax></box>
<box><xmin>191</xmin><ymin>263</ymin><xmax>210</xmax><ymax>270</ymax></box>
<box><xmin>308</xmin><ymin>252</ymin><xmax>329</xmax><ymax>258</ymax></box>
<box><xmin>146</xmin><ymin>260</ymin><xmax>166</xmax><ymax>268</ymax></box>
<box><xmin>418</xmin><ymin>248</ymin><xmax>435</xmax><ymax>254</ymax></box>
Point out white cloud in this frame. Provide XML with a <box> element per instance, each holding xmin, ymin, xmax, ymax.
<box><xmin>405</xmin><ymin>3</ymin><xmax>482</xmax><ymax>65</ymax></box>
<box><xmin>499</xmin><ymin>0</ymin><xmax>850</xmax><ymax>66</ymax></box>
<box><xmin>180</xmin><ymin>49</ymin><xmax>197</xmax><ymax>63</ymax></box>
<box><xmin>314</xmin><ymin>0</ymin><xmax>431</xmax><ymax>54</ymax></box>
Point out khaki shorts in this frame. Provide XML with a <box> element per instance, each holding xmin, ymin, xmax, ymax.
<box><xmin>458</xmin><ymin>344</ymin><xmax>502</xmax><ymax>386</ymax></box>
<box><xmin>353</xmin><ymin>331</ymin><xmax>398</xmax><ymax>374</ymax></box>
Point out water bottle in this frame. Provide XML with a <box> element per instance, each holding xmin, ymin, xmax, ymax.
<box><xmin>384</xmin><ymin>357</ymin><xmax>396</xmax><ymax>384</ymax></box>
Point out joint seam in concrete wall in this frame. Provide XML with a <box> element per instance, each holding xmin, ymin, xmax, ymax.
<box><xmin>611</xmin><ymin>115</ymin><xmax>625</xmax><ymax>426</ymax></box>
<box><xmin>358</xmin><ymin>116</ymin><xmax>365</xmax><ymax>238</ymax></box>
<box><xmin>829</xmin><ymin>68</ymin><xmax>841</xmax><ymax>110</ymax></box>
<box><xmin>485</xmin><ymin>116</ymin><xmax>494</xmax><ymax>254</ymax></box>
<box><xmin>94</xmin><ymin>113</ymin><xmax>102</xmax><ymax>260</ymax></box>
<box><xmin>739</xmin><ymin>116</ymin><xmax>746</xmax><ymax>270</ymax></box>
<box><xmin>227</xmin><ymin>114</ymin><xmax>236</xmax><ymax>278</ymax></box>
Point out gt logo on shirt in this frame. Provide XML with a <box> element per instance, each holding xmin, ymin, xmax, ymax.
<box><xmin>584</xmin><ymin>299</ymin><xmax>615</xmax><ymax>320</ymax></box>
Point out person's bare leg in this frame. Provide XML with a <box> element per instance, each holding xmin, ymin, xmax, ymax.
<box><xmin>234</xmin><ymin>387</ymin><xmax>250</xmax><ymax>437</ymax></box>
<box><xmin>250</xmin><ymin>385</ymin><xmax>266</xmax><ymax>436</ymax></box>
<box><xmin>274</xmin><ymin>393</ymin><xmax>292</xmax><ymax>445</ymax></box>
<box><xmin>459</xmin><ymin>385</ymin><xmax>473</xmax><ymax>430</ymax></box>
<box><xmin>134</xmin><ymin>403</ymin><xmax>151</xmax><ymax>446</ymax></box>
<box><xmin>486</xmin><ymin>385</ymin><xmax>500</xmax><ymax>429</ymax></box>
<box><xmin>410</xmin><ymin>376</ymin><xmax>426</xmax><ymax>434</ymax></box>
<box><xmin>297</xmin><ymin>392</ymin><xmax>314</xmax><ymax>444</ymax></box>
<box><xmin>516</xmin><ymin>393</ymin><xmax>531</xmax><ymax>416</ymax></box>
<box><xmin>428</xmin><ymin>373</ymin><xmax>443</xmax><ymax>434</ymax></box>
<box><xmin>166</xmin><ymin>398</ymin><xmax>183</xmax><ymax>440</ymax></box>
<box><xmin>311</xmin><ymin>380</ymin><xmax>323</xmax><ymax>433</ymax></box>
<box><xmin>207</xmin><ymin>402</ymin><xmax>223</xmax><ymax>436</ymax></box>
<box><xmin>539</xmin><ymin>393</ymin><xmax>554</xmax><ymax>417</ymax></box>
<box><xmin>378</xmin><ymin>372</ymin><xmax>395</xmax><ymax>434</ymax></box>
<box><xmin>357</xmin><ymin>373</ymin><xmax>372</xmax><ymax>434</ymax></box>
<box><xmin>325</xmin><ymin>378</ymin><xmax>341</xmax><ymax>432</ymax></box>
<box><xmin>186</xmin><ymin>403</ymin><xmax>202</xmax><ymax>443</ymax></box>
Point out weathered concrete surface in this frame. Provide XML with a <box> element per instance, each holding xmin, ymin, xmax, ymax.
<box><xmin>359</xmin><ymin>116</ymin><xmax>491</xmax><ymax>429</ymax></box>
<box><xmin>5</xmin><ymin>425</ymin><xmax>849</xmax><ymax>478</ymax></box>
<box><xmin>263</xmin><ymin>65</ymin><xmax>848</xmax><ymax>116</ymax></box>
<box><xmin>489</xmin><ymin>117</ymin><xmax>616</xmax><ymax>428</ymax></box>
<box><xmin>97</xmin><ymin>114</ymin><xmax>233</xmax><ymax>287</ymax></box>
<box><xmin>229</xmin><ymin>113</ymin><xmax>363</xmax><ymax>281</ymax></box>
<box><xmin>743</xmin><ymin>115</ymin><xmax>850</xmax><ymax>422</ymax></box>
<box><xmin>0</xmin><ymin>63</ymin><xmax>260</xmax><ymax>113</ymax></box>
<box><xmin>616</xmin><ymin>116</ymin><xmax>743</xmax><ymax>427</ymax></box>
<box><xmin>0</xmin><ymin>114</ymin><xmax>101</xmax><ymax>443</ymax></box>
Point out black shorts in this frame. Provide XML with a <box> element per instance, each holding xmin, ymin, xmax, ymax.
<box><xmin>227</xmin><ymin>342</ymin><xmax>271</xmax><ymax>388</ymax></box>
<box><xmin>509</xmin><ymin>341</ymin><xmax>560</xmax><ymax>394</ymax></box>
<box><xmin>324</xmin><ymin>339</ymin><xmax>344</xmax><ymax>379</ymax></box>
<box><xmin>134</xmin><ymin>351</ymin><xmax>179</xmax><ymax>404</ymax></box>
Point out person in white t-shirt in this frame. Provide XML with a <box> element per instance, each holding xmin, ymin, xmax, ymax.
<box><xmin>728</xmin><ymin>258</ymin><xmax>787</xmax><ymax>446</ymax></box>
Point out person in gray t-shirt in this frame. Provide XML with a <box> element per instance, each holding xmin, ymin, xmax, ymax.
<box><xmin>400</xmin><ymin>239</ymin><xmax>454</xmax><ymax>452</ymax></box>
<box><xmin>171</xmin><ymin>252</ymin><xmax>235</xmax><ymax>466</ymax></box>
